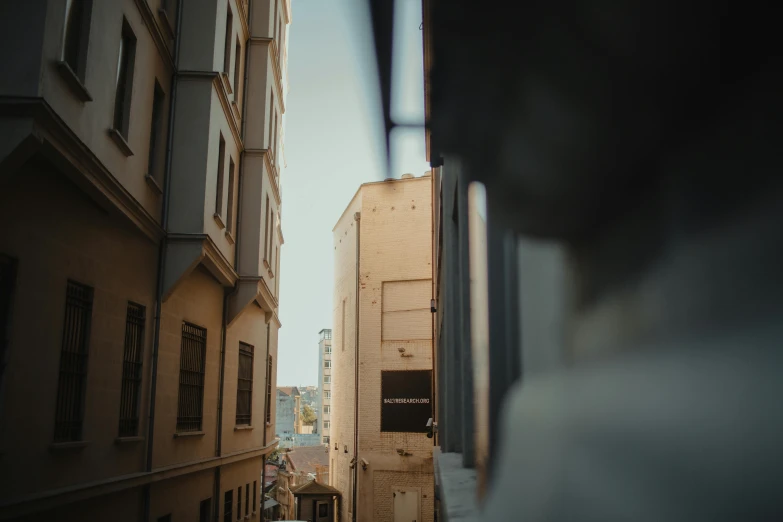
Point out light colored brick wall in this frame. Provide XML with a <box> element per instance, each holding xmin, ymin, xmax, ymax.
<box><xmin>372</xmin><ymin>470</ymin><xmax>435</xmax><ymax>522</ymax></box>
<box><xmin>332</xmin><ymin>177</ymin><xmax>434</xmax><ymax>522</ymax></box>
<box><xmin>331</xmin><ymin>191</ymin><xmax>362</xmax><ymax>522</ymax></box>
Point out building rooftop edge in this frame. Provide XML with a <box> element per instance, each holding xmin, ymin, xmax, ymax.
<box><xmin>332</xmin><ymin>176</ymin><xmax>430</xmax><ymax>232</ymax></box>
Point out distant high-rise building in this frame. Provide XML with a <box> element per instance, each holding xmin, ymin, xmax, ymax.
<box><xmin>318</xmin><ymin>329</ymin><xmax>332</xmax><ymax>445</ymax></box>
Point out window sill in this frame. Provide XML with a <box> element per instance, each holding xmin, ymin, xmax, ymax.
<box><xmin>433</xmin><ymin>447</ymin><xmax>479</xmax><ymax>521</ymax></box>
<box><xmin>225</xmin><ymin>230</ymin><xmax>236</xmax><ymax>245</ymax></box>
<box><xmin>214</xmin><ymin>212</ymin><xmax>226</xmax><ymax>229</ymax></box>
<box><xmin>145</xmin><ymin>173</ymin><xmax>163</xmax><ymax>194</ymax></box>
<box><xmin>174</xmin><ymin>431</ymin><xmax>205</xmax><ymax>438</ymax></box>
<box><xmin>115</xmin><ymin>436</ymin><xmax>144</xmax><ymax>444</ymax></box>
<box><xmin>50</xmin><ymin>441</ymin><xmax>89</xmax><ymax>451</ymax></box>
<box><xmin>108</xmin><ymin>128</ymin><xmax>134</xmax><ymax>157</ymax></box>
<box><xmin>56</xmin><ymin>61</ymin><xmax>93</xmax><ymax>102</ymax></box>
<box><xmin>235</xmin><ymin>425</ymin><xmax>254</xmax><ymax>431</ymax></box>
<box><xmin>221</xmin><ymin>72</ymin><xmax>233</xmax><ymax>95</ymax></box>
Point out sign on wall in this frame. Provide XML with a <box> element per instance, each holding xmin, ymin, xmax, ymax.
<box><xmin>381</xmin><ymin>370</ymin><xmax>433</xmax><ymax>433</ymax></box>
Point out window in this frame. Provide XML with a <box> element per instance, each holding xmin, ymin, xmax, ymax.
<box><xmin>113</xmin><ymin>19</ymin><xmax>137</xmax><ymax>139</ymax></box>
<box><xmin>265</xmin><ymin>355</ymin><xmax>273</xmax><ymax>424</ymax></box>
<box><xmin>233</xmin><ymin>37</ymin><xmax>242</xmax><ymax>103</ymax></box>
<box><xmin>236</xmin><ymin>342</ymin><xmax>253</xmax><ymax>425</ymax></box>
<box><xmin>177</xmin><ymin>322</ymin><xmax>207</xmax><ymax>432</ymax></box>
<box><xmin>323</xmin><ymin>436</ymin><xmax>330</xmax><ymax>445</ymax></box>
<box><xmin>236</xmin><ymin>486</ymin><xmax>241</xmax><ymax>520</ymax></box>
<box><xmin>245</xmin><ymin>483</ymin><xmax>249</xmax><ymax>517</ymax></box>
<box><xmin>323</xmin><ymin>405</ymin><xmax>330</xmax><ymax>414</ymax></box>
<box><xmin>324</xmin><ymin>391</ymin><xmax>330</xmax><ymax>399</ymax></box>
<box><xmin>324</xmin><ymin>375</ymin><xmax>330</xmax><ymax>384</ymax></box>
<box><xmin>54</xmin><ymin>280</ymin><xmax>93</xmax><ymax>442</ymax></box>
<box><xmin>252</xmin><ymin>481</ymin><xmax>257</xmax><ymax>513</ymax></box>
<box><xmin>224</xmin><ymin>490</ymin><xmax>233</xmax><ymax>522</ymax></box>
<box><xmin>215</xmin><ymin>134</ymin><xmax>226</xmax><ymax>220</ymax></box>
<box><xmin>147</xmin><ymin>81</ymin><xmax>165</xmax><ymax>181</ymax></box>
<box><xmin>118</xmin><ymin>302</ymin><xmax>145</xmax><ymax>437</ymax></box>
<box><xmin>268</xmin><ymin>91</ymin><xmax>274</xmax><ymax>150</ymax></box>
<box><xmin>0</xmin><ymin>255</ymin><xmax>17</xmax><ymax>398</ymax></box>
<box><xmin>263</xmin><ymin>195</ymin><xmax>270</xmax><ymax>261</ymax></box>
<box><xmin>323</xmin><ymin>420</ymin><xmax>330</xmax><ymax>429</ymax></box>
<box><xmin>226</xmin><ymin>157</ymin><xmax>236</xmax><ymax>235</ymax></box>
<box><xmin>324</xmin><ymin>360</ymin><xmax>331</xmax><ymax>369</ymax></box>
<box><xmin>223</xmin><ymin>8</ymin><xmax>233</xmax><ymax>76</ymax></box>
<box><xmin>200</xmin><ymin>498</ymin><xmax>212</xmax><ymax>522</ymax></box>
<box><xmin>62</xmin><ymin>0</ymin><xmax>92</xmax><ymax>81</ymax></box>
<box><xmin>325</xmin><ymin>346</ymin><xmax>332</xmax><ymax>354</ymax></box>
<box><xmin>272</xmin><ymin>113</ymin><xmax>278</xmax><ymax>163</ymax></box>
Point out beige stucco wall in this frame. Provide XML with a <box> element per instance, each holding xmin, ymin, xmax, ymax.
<box><xmin>154</xmin><ymin>267</ymin><xmax>224</xmax><ymax>468</ymax></box>
<box><xmin>149</xmin><ymin>468</ymin><xmax>215</xmax><ymax>521</ymax></box>
<box><xmin>0</xmin><ymin>160</ymin><xmax>157</xmax><ymax>500</ymax></box>
<box><xmin>0</xmin><ymin>0</ymin><xmax>285</xmax><ymax>516</ymax></box>
<box><xmin>222</xmin><ymin>304</ymin><xmax>270</xmax><ymax>454</ymax></box>
<box><xmin>39</xmin><ymin>0</ymin><xmax>172</xmax><ymax>224</ymax></box>
<box><xmin>331</xmin><ymin>177</ymin><xmax>434</xmax><ymax>522</ymax></box>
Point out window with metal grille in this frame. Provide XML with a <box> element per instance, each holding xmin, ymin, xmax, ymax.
<box><xmin>245</xmin><ymin>483</ymin><xmax>249</xmax><ymax>516</ymax></box>
<box><xmin>177</xmin><ymin>322</ymin><xmax>207</xmax><ymax>432</ymax></box>
<box><xmin>0</xmin><ymin>255</ymin><xmax>17</xmax><ymax>399</ymax></box>
<box><xmin>265</xmin><ymin>355</ymin><xmax>273</xmax><ymax>424</ymax></box>
<box><xmin>200</xmin><ymin>498</ymin><xmax>211</xmax><ymax>522</ymax></box>
<box><xmin>118</xmin><ymin>302</ymin><xmax>145</xmax><ymax>437</ymax></box>
<box><xmin>236</xmin><ymin>485</ymin><xmax>241</xmax><ymax>520</ymax></box>
<box><xmin>54</xmin><ymin>280</ymin><xmax>93</xmax><ymax>442</ymax></box>
<box><xmin>236</xmin><ymin>342</ymin><xmax>253</xmax><ymax>425</ymax></box>
<box><xmin>224</xmin><ymin>490</ymin><xmax>233</xmax><ymax>522</ymax></box>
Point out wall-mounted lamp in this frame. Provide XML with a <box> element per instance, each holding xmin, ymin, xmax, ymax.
<box><xmin>430</xmin><ymin>299</ymin><xmax>437</xmax><ymax>313</ymax></box>
<box><xmin>344</xmin><ymin>445</ymin><xmax>348</xmax><ymax>454</ymax></box>
<box><xmin>360</xmin><ymin>458</ymin><xmax>369</xmax><ymax>471</ymax></box>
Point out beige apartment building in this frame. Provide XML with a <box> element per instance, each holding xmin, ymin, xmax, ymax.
<box><xmin>330</xmin><ymin>174</ymin><xmax>435</xmax><ymax>522</ymax></box>
<box><xmin>0</xmin><ymin>0</ymin><xmax>289</xmax><ymax>520</ymax></box>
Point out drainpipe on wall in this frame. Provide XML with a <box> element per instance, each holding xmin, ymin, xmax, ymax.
<box><xmin>144</xmin><ymin>1</ymin><xmax>183</xmax><ymax>520</ymax></box>
<box><xmin>352</xmin><ymin>211</ymin><xmax>361</xmax><ymax>522</ymax></box>
<box><xmin>261</xmin><ymin>315</ymin><xmax>271</xmax><ymax>522</ymax></box>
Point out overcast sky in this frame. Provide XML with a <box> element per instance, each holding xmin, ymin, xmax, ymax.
<box><xmin>276</xmin><ymin>0</ymin><xmax>429</xmax><ymax>386</ymax></box>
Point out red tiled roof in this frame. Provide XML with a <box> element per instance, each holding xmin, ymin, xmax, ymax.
<box><xmin>284</xmin><ymin>446</ymin><xmax>329</xmax><ymax>475</ymax></box>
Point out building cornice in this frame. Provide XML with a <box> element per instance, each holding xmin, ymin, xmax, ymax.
<box><xmin>164</xmin><ymin>233</ymin><xmax>239</xmax><ymax>300</ymax></box>
<box><xmin>0</xmin><ymin>97</ymin><xmax>164</xmax><ymax>243</ymax></box>
<box><xmin>132</xmin><ymin>0</ymin><xmax>175</xmax><ymax>69</ymax></box>
<box><xmin>0</xmin><ymin>441</ymin><xmax>278</xmax><ymax>520</ymax></box>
